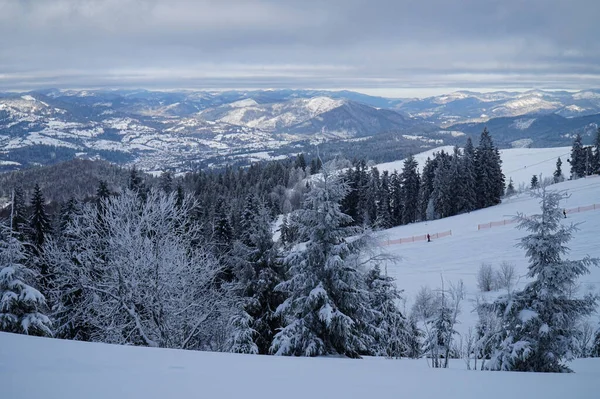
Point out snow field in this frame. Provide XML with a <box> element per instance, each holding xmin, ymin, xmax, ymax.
<box><xmin>375</xmin><ymin>176</ymin><xmax>600</xmax><ymax>336</ymax></box>
<box><xmin>0</xmin><ymin>332</ymin><xmax>598</xmax><ymax>399</ymax></box>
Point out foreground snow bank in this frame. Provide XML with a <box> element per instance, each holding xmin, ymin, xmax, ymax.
<box><xmin>1</xmin><ymin>332</ymin><xmax>598</xmax><ymax>399</ymax></box>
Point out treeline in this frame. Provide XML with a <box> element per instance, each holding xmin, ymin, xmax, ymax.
<box><xmin>337</xmin><ymin>128</ymin><xmax>504</xmax><ymax>230</ymax></box>
<box><xmin>568</xmin><ymin>129</ymin><xmax>600</xmax><ymax>178</ymax></box>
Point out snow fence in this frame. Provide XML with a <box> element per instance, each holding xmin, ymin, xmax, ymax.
<box><xmin>477</xmin><ymin>203</ymin><xmax>600</xmax><ymax>231</ymax></box>
<box><xmin>380</xmin><ymin>230</ymin><xmax>452</xmax><ymax>246</ymax></box>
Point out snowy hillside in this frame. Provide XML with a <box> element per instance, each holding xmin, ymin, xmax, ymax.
<box><xmin>375</xmin><ymin>145</ymin><xmax>571</xmax><ymax>189</ymax></box>
<box><xmin>1</xmin><ymin>331</ymin><xmax>598</xmax><ymax>399</ymax></box>
<box><xmin>375</xmin><ymin>176</ymin><xmax>600</xmax><ymax>335</ymax></box>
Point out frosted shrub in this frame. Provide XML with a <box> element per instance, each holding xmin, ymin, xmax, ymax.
<box><xmin>495</xmin><ymin>261</ymin><xmax>517</xmax><ymax>292</ymax></box>
<box><xmin>477</xmin><ymin>263</ymin><xmax>496</xmax><ymax>292</ymax></box>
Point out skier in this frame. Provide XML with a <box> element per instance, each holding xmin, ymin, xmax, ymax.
<box><xmin>563</xmin><ymin>209</ymin><xmax>567</xmax><ymax>218</ymax></box>
<box><xmin>427</xmin><ymin>233</ymin><xmax>431</xmax><ymax>242</ymax></box>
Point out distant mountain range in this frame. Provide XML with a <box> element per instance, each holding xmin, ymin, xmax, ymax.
<box><xmin>1</xmin><ymin>88</ymin><xmax>599</xmax><ymax>172</ymax></box>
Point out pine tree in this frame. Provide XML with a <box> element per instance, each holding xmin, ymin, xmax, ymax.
<box><xmin>128</xmin><ymin>166</ymin><xmax>147</xmax><ymax>201</ymax></box>
<box><xmin>475</xmin><ymin>128</ymin><xmax>505</xmax><ymax>208</ymax></box>
<box><xmin>29</xmin><ymin>184</ymin><xmax>52</xmax><ymax>281</ymax></box>
<box><xmin>461</xmin><ymin>137</ymin><xmax>478</xmax><ymax>212</ymax></box>
<box><xmin>568</xmin><ymin>134</ymin><xmax>586</xmax><ymax>179</ymax></box>
<box><xmin>593</xmin><ymin>128</ymin><xmax>600</xmax><ymax>175</ymax></box>
<box><xmin>271</xmin><ymin>163</ymin><xmax>376</xmax><ymax>358</ymax></box>
<box><xmin>401</xmin><ymin>155</ymin><xmax>420</xmax><ymax>224</ymax></box>
<box><xmin>505</xmin><ymin>178</ymin><xmax>516</xmax><ymax>197</ymax></box>
<box><xmin>365</xmin><ymin>265</ymin><xmax>412</xmax><ymax>358</ymax></box>
<box><xmin>160</xmin><ymin>171</ymin><xmax>173</xmax><ymax>194</ymax></box>
<box><xmin>530</xmin><ymin>175</ymin><xmax>539</xmax><ymax>189</ymax></box>
<box><xmin>389</xmin><ymin>171</ymin><xmax>404</xmax><ymax>226</ymax></box>
<box><xmin>295</xmin><ymin>153</ymin><xmax>307</xmax><ymax>171</ymax></box>
<box><xmin>431</xmin><ymin>154</ymin><xmax>452</xmax><ymax>219</ymax></box>
<box><xmin>553</xmin><ymin>157</ymin><xmax>564</xmax><ymax>183</ymax></box>
<box><xmin>0</xmin><ymin>225</ymin><xmax>52</xmax><ymax>336</ymax></box>
<box><xmin>229</xmin><ymin>197</ymin><xmax>283</xmax><ymax>354</ymax></box>
<box><xmin>375</xmin><ymin>171</ymin><xmax>393</xmax><ymax>229</ymax></box>
<box><xmin>418</xmin><ymin>157</ymin><xmax>437</xmax><ymax>220</ymax></box>
<box><xmin>10</xmin><ymin>186</ymin><xmax>28</xmax><ymax>241</ymax></box>
<box><xmin>486</xmin><ymin>188</ymin><xmax>599</xmax><ymax>372</ymax></box>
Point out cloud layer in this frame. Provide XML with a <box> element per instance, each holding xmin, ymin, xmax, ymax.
<box><xmin>1</xmin><ymin>0</ymin><xmax>599</xmax><ymax>95</ymax></box>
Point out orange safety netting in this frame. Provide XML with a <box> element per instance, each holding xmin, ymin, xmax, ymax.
<box><xmin>380</xmin><ymin>230</ymin><xmax>452</xmax><ymax>246</ymax></box>
<box><xmin>478</xmin><ymin>203</ymin><xmax>600</xmax><ymax>230</ymax></box>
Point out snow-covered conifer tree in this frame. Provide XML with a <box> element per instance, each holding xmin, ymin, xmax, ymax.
<box><xmin>228</xmin><ymin>195</ymin><xmax>283</xmax><ymax>354</ymax></box>
<box><xmin>486</xmin><ymin>188</ymin><xmax>599</xmax><ymax>372</ymax></box>
<box><xmin>0</xmin><ymin>224</ymin><xmax>51</xmax><ymax>336</ymax></box>
<box><xmin>365</xmin><ymin>264</ymin><xmax>412</xmax><ymax>358</ymax></box>
<box><xmin>401</xmin><ymin>155</ymin><xmax>420</xmax><ymax>224</ymax></box>
<box><xmin>271</xmin><ymin>162</ymin><xmax>376</xmax><ymax>358</ymax></box>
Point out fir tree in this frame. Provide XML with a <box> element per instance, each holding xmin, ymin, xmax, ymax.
<box><xmin>418</xmin><ymin>157</ymin><xmax>437</xmax><ymax>221</ymax></box>
<box><xmin>375</xmin><ymin>171</ymin><xmax>393</xmax><ymax>229</ymax></box>
<box><xmin>10</xmin><ymin>186</ymin><xmax>28</xmax><ymax>241</ymax></box>
<box><xmin>593</xmin><ymin>128</ymin><xmax>600</xmax><ymax>174</ymax></box>
<box><xmin>505</xmin><ymin>178</ymin><xmax>516</xmax><ymax>197</ymax></box>
<box><xmin>0</xmin><ymin>225</ymin><xmax>52</xmax><ymax>336</ymax></box>
<box><xmin>401</xmin><ymin>155</ymin><xmax>420</xmax><ymax>224</ymax></box>
<box><xmin>553</xmin><ymin>157</ymin><xmax>564</xmax><ymax>183</ymax></box>
<box><xmin>271</xmin><ymin>163</ymin><xmax>376</xmax><ymax>358</ymax></box>
<box><xmin>431</xmin><ymin>154</ymin><xmax>452</xmax><ymax>219</ymax></box>
<box><xmin>160</xmin><ymin>171</ymin><xmax>173</xmax><ymax>194</ymax></box>
<box><xmin>568</xmin><ymin>134</ymin><xmax>586</xmax><ymax>179</ymax></box>
<box><xmin>486</xmin><ymin>188</ymin><xmax>599</xmax><ymax>372</ymax></box>
<box><xmin>29</xmin><ymin>184</ymin><xmax>52</xmax><ymax>283</ymax></box>
<box><xmin>530</xmin><ymin>175</ymin><xmax>539</xmax><ymax>189</ymax></box>
<box><xmin>461</xmin><ymin>137</ymin><xmax>478</xmax><ymax>212</ymax></box>
<box><xmin>475</xmin><ymin>128</ymin><xmax>505</xmax><ymax>208</ymax></box>
<box><xmin>229</xmin><ymin>197</ymin><xmax>283</xmax><ymax>354</ymax></box>
<box><xmin>294</xmin><ymin>153</ymin><xmax>307</xmax><ymax>171</ymax></box>
<box><xmin>389</xmin><ymin>171</ymin><xmax>404</xmax><ymax>226</ymax></box>
<box><xmin>365</xmin><ymin>265</ymin><xmax>412</xmax><ymax>358</ymax></box>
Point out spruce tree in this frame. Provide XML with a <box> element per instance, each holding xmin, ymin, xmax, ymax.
<box><xmin>365</xmin><ymin>265</ymin><xmax>412</xmax><ymax>358</ymax></box>
<box><xmin>593</xmin><ymin>128</ymin><xmax>600</xmax><ymax>174</ymax></box>
<box><xmin>29</xmin><ymin>184</ymin><xmax>52</xmax><ymax>282</ymax></box>
<box><xmin>10</xmin><ymin>186</ymin><xmax>28</xmax><ymax>241</ymax></box>
<box><xmin>505</xmin><ymin>178</ymin><xmax>516</xmax><ymax>197</ymax></box>
<box><xmin>401</xmin><ymin>155</ymin><xmax>420</xmax><ymax>224</ymax></box>
<box><xmin>375</xmin><ymin>171</ymin><xmax>393</xmax><ymax>229</ymax></box>
<box><xmin>229</xmin><ymin>197</ymin><xmax>283</xmax><ymax>354</ymax></box>
<box><xmin>530</xmin><ymin>175</ymin><xmax>539</xmax><ymax>189</ymax></box>
<box><xmin>390</xmin><ymin>171</ymin><xmax>404</xmax><ymax>226</ymax></box>
<box><xmin>461</xmin><ymin>137</ymin><xmax>478</xmax><ymax>212</ymax></box>
<box><xmin>486</xmin><ymin>188</ymin><xmax>599</xmax><ymax>372</ymax></box>
<box><xmin>431</xmin><ymin>154</ymin><xmax>452</xmax><ymax>219</ymax></box>
<box><xmin>271</xmin><ymin>163</ymin><xmax>376</xmax><ymax>358</ymax></box>
<box><xmin>568</xmin><ymin>134</ymin><xmax>586</xmax><ymax>179</ymax></box>
<box><xmin>160</xmin><ymin>171</ymin><xmax>173</xmax><ymax>194</ymax></box>
<box><xmin>0</xmin><ymin>225</ymin><xmax>52</xmax><ymax>336</ymax></box>
<box><xmin>475</xmin><ymin>128</ymin><xmax>505</xmax><ymax>208</ymax></box>
<box><xmin>418</xmin><ymin>157</ymin><xmax>437</xmax><ymax>220</ymax></box>
<box><xmin>553</xmin><ymin>157</ymin><xmax>564</xmax><ymax>183</ymax></box>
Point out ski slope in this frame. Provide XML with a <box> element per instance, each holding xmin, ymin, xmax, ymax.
<box><xmin>0</xmin><ymin>332</ymin><xmax>598</xmax><ymax>399</ymax></box>
<box><xmin>375</xmin><ymin>176</ymin><xmax>600</xmax><ymax>334</ymax></box>
<box><xmin>376</xmin><ymin>146</ymin><xmax>571</xmax><ymax>189</ymax></box>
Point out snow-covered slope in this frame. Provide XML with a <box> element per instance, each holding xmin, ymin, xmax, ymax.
<box><xmin>376</xmin><ymin>176</ymin><xmax>600</xmax><ymax>335</ymax></box>
<box><xmin>1</xmin><ymin>331</ymin><xmax>598</xmax><ymax>399</ymax></box>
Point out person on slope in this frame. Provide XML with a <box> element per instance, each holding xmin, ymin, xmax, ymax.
<box><xmin>563</xmin><ymin>209</ymin><xmax>567</xmax><ymax>218</ymax></box>
<box><xmin>427</xmin><ymin>233</ymin><xmax>431</xmax><ymax>242</ymax></box>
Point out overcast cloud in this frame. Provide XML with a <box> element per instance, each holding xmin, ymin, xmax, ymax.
<box><xmin>1</xmin><ymin>0</ymin><xmax>599</xmax><ymax>96</ymax></box>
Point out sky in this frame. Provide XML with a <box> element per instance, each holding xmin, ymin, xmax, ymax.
<box><xmin>1</xmin><ymin>0</ymin><xmax>599</xmax><ymax>98</ymax></box>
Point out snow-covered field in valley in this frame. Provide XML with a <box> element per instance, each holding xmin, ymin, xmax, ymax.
<box><xmin>0</xmin><ymin>332</ymin><xmax>598</xmax><ymax>399</ymax></box>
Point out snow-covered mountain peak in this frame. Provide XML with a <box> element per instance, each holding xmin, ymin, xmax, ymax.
<box><xmin>228</xmin><ymin>98</ymin><xmax>259</xmax><ymax>108</ymax></box>
<box><xmin>301</xmin><ymin>96</ymin><xmax>345</xmax><ymax>115</ymax></box>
